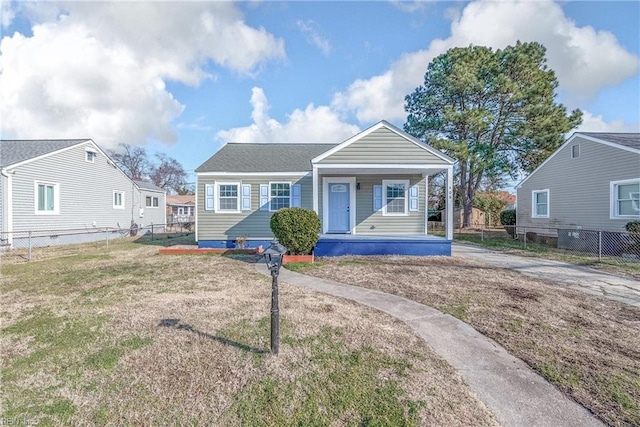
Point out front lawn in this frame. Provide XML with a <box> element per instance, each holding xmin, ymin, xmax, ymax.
<box><xmin>0</xmin><ymin>242</ymin><xmax>496</xmax><ymax>426</ymax></box>
<box><xmin>295</xmin><ymin>256</ymin><xmax>640</xmax><ymax>427</ymax></box>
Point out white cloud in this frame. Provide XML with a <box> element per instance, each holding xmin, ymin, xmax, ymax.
<box><xmin>332</xmin><ymin>0</ymin><xmax>639</xmax><ymax>122</ymax></box>
<box><xmin>576</xmin><ymin>111</ymin><xmax>640</xmax><ymax>133</ymax></box>
<box><xmin>0</xmin><ymin>2</ymin><xmax>285</xmax><ymax>148</ymax></box>
<box><xmin>297</xmin><ymin>20</ymin><xmax>332</xmax><ymax>56</ymax></box>
<box><xmin>217</xmin><ymin>87</ymin><xmax>360</xmax><ymax>143</ymax></box>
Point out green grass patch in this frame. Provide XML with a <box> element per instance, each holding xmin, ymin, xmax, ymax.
<box><xmin>284</xmin><ymin>261</ymin><xmax>324</xmax><ymax>272</ymax></box>
<box><xmin>442</xmin><ymin>302</ymin><xmax>469</xmax><ymax>321</ymax></box>
<box><xmin>227</xmin><ymin>327</ymin><xmax>424</xmax><ymax>426</ymax></box>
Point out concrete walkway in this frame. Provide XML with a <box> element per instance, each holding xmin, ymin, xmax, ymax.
<box><xmin>453</xmin><ymin>243</ymin><xmax>640</xmax><ymax>307</ymax></box>
<box><xmin>256</xmin><ymin>264</ymin><xmax>603</xmax><ymax>427</ymax></box>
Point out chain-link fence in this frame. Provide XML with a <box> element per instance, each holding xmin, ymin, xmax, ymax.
<box><xmin>0</xmin><ymin>222</ymin><xmax>193</xmax><ymax>263</ymax></box>
<box><xmin>455</xmin><ymin>225</ymin><xmax>640</xmax><ymax>263</ymax></box>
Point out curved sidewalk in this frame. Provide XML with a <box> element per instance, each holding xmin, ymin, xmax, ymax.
<box><xmin>453</xmin><ymin>243</ymin><xmax>640</xmax><ymax>307</ymax></box>
<box><xmin>256</xmin><ymin>263</ymin><xmax>602</xmax><ymax>427</ymax></box>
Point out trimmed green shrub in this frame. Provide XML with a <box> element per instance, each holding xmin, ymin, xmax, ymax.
<box><xmin>270</xmin><ymin>207</ymin><xmax>321</xmax><ymax>255</ymax></box>
<box><xmin>500</xmin><ymin>209</ymin><xmax>517</xmax><ymax>238</ymax></box>
<box><xmin>626</xmin><ymin>220</ymin><xmax>640</xmax><ymax>245</ymax></box>
<box><xmin>500</xmin><ymin>209</ymin><xmax>516</xmax><ymax>226</ymax></box>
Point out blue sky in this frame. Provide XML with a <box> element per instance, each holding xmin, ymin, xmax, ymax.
<box><xmin>1</xmin><ymin>1</ymin><xmax>638</xmax><ymax>185</ymax></box>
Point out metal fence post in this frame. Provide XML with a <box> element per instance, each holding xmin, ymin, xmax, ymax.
<box><xmin>151</xmin><ymin>223</ymin><xmax>154</xmax><ymax>240</ymax></box>
<box><xmin>481</xmin><ymin>224</ymin><xmax>484</xmax><ymax>241</ymax></box>
<box><xmin>524</xmin><ymin>227</ymin><xmax>527</xmax><ymax>249</ymax></box>
<box><xmin>106</xmin><ymin>228</ymin><xmax>109</xmax><ymax>248</ymax></box>
<box><xmin>598</xmin><ymin>230</ymin><xmax>602</xmax><ymax>260</ymax></box>
<box><xmin>28</xmin><ymin>231</ymin><xmax>32</xmax><ymax>261</ymax></box>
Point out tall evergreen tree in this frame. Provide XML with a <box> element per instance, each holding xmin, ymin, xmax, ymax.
<box><xmin>404</xmin><ymin>42</ymin><xmax>582</xmax><ymax>227</ymax></box>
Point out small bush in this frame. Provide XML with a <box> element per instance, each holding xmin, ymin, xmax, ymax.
<box><xmin>626</xmin><ymin>220</ymin><xmax>640</xmax><ymax>245</ymax></box>
<box><xmin>270</xmin><ymin>208</ymin><xmax>321</xmax><ymax>255</ymax></box>
<box><xmin>500</xmin><ymin>209</ymin><xmax>516</xmax><ymax>226</ymax></box>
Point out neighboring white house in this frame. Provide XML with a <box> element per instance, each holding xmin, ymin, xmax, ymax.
<box><xmin>516</xmin><ymin>132</ymin><xmax>640</xmax><ymax>234</ymax></box>
<box><xmin>0</xmin><ymin>139</ymin><xmax>166</xmax><ymax>248</ymax></box>
<box><xmin>195</xmin><ymin>120</ymin><xmax>455</xmax><ymax>256</ymax></box>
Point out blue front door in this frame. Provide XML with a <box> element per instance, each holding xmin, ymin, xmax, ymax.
<box><xmin>328</xmin><ymin>183</ymin><xmax>350</xmax><ymax>233</ymax></box>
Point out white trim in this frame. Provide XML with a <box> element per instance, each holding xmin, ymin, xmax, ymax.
<box><xmin>314</xmin><ymin>163</ymin><xmax>449</xmax><ymax>169</ymax></box>
<box><xmin>517</xmin><ymin>132</ymin><xmax>640</xmax><ymax>189</ymax></box>
<box><xmin>312</xmin><ymin>166</ymin><xmax>319</xmax><ymax>213</ymax></box>
<box><xmin>322</xmin><ymin>177</ymin><xmax>356</xmax><ymax>235</ymax></box>
<box><xmin>531</xmin><ymin>189</ymin><xmax>550</xmax><ymax>218</ymax></box>
<box><xmin>215</xmin><ymin>181</ymin><xmax>242</xmax><ymax>213</ymax></box>
<box><xmin>382</xmin><ymin>179</ymin><xmax>409</xmax><ymax>217</ymax></box>
<box><xmin>610</xmin><ymin>178</ymin><xmax>640</xmax><ymax>219</ymax></box>
<box><xmin>311</xmin><ymin>120</ymin><xmax>455</xmax><ymax>164</ymax></box>
<box><xmin>424</xmin><ymin>175</ymin><xmax>429</xmax><ymax>235</ymax></box>
<box><xmin>196</xmin><ymin>171</ymin><xmax>310</xmax><ymax>177</ymax></box>
<box><xmin>113</xmin><ymin>190</ymin><xmax>125</xmax><ymax>209</ymax></box>
<box><xmin>34</xmin><ymin>180</ymin><xmax>60</xmax><ymax>215</ymax></box>
<box><xmin>268</xmin><ymin>181</ymin><xmax>292</xmax><ymax>212</ymax></box>
<box><xmin>2</xmin><ymin>170</ymin><xmax>13</xmax><ymax>245</ymax></box>
<box><xmin>195</xmin><ymin>180</ymin><xmax>199</xmax><ymax>242</ymax></box>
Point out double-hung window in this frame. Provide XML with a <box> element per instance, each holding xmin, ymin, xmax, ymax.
<box><xmin>113</xmin><ymin>191</ymin><xmax>125</xmax><ymax>209</ymax></box>
<box><xmin>532</xmin><ymin>189</ymin><xmax>549</xmax><ymax>218</ymax></box>
<box><xmin>86</xmin><ymin>150</ymin><xmax>97</xmax><ymax>162</ymax></box>
<box><xmin>382</xmin><ymin>180</ymin><xmax>409</xmax><ymax>216</ymax></box>
<box><xmin>35</xmin><ymin>181</ymin><xmax>59</xmax><ymax>215</ymax></box>
<box><xmin>270</xmin><ymin>182</ymin><xmax>291</xmax><ymax>211</ymax></box>
<box><xmin>145</xmin><ymin>196</ymin><xmax>159</xmax><ymax>208</ymax></box>
<box><xmin>611</xmin><ymin>179</ymin><xmax>640</xmax><ymax>218</ymax></box>
<box><xmin>216</xmin><ymin>182</ymin><xmax>241</xmax><ymax>213</ymax></box>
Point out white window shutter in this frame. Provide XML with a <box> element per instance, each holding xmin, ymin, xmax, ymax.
<box><xmin>373</xmin><ymin>185</ymin><xmax>382</xmax><ymax>211</ymax></box>
<box><xmin>241</xmin><ymin>184</ymin><xmax>251</xmax><ymax>210</ymax></box>
<box><xmin>409</xmin><ymin>185</ymin><xmax>419</xmax><ymax>212</ymax></box>
<box><xmin>205</xmin><ymin>184</ymin><xmax>215</xmax><ymax>211</ymax></box>
<box><xmin>291</xmin><ymin>184</ymin><xmax>301</xmax><ymax>207</ymax></box>
<box><xmin>260</xmin><ymin>184</ymin><xmax>269</xmax><ymax>211</ymax></box>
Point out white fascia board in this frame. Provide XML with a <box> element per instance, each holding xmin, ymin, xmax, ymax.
<box><xmin>315</xmin><ymin>163</ymin><xmax>446</xmax><ymax>169</ymax></box>
<box><xmin>516</xmin><ymin>132</ymin><xmax>640</xmax><ymax>189</ymax></box>
<box><xmin>196</xmin><ymin>171</ymin><xmax>311</xmax><ymax>176</ymax></box>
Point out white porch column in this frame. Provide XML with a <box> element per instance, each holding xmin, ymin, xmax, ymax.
<box><xmin>312</xmin><ymin>166</ymin><xmax>319</xmax><ymax>214</ymax></box>
<box><xmin>424</xmin><ymin>173</ymin><xmax>429</xmax><ymax>235</ymax></box>
<box><xmin>446</xmin><ymin>166</ymin><xmax>453</xmax><ymax>240</ymax></box>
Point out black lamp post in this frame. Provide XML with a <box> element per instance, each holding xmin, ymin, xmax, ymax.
<box><xmin>262</xmin><ymin>240</ymin><xmax>287</xmax><ymax>355</ymax></box>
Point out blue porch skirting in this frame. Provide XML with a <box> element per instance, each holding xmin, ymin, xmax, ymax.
<box><xmin>315</xmin><ymin>235</ymin><xmax>452</xmax><ymax>257</ymax></box>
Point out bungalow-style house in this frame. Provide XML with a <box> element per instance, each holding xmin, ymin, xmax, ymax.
<box><xmin>195</xmin><ymin>121</ymin><xmax>454</xmax><ymax>256</ymax></box>
<box><xmin>0</xmin><ymin>139</ymin><xmax>166</xmax><ymax>248</ymax></box>
<box><xmin>166</xmin><ymin>194</ymin><xmax>195</xmax><ymax>224</ymax></box>
<box><xmin>516</xmin><ymin>132</ymin><xmax>640</xmax><ymax>234</ymax></box>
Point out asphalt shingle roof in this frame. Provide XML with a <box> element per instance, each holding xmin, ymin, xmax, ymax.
<box><xmin>578</xmin><ymin>132</ymin><xmax>640</xmax><ymax>150</ymax></box>
<box><xmin>0</xmin><ymin>139</ymin><xmax>90</xmax><ymax>167</ymax></box>
<box><xmin>195</xmin><ymin>143</ymin><xmax>338</xmax><ymax>173</ymax></box>
<box><xmin>134</xmin><ymin>180</ymin><xmax>164</xmax><ymax>192</ymax></box>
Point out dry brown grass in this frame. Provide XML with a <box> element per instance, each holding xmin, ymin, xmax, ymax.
<box><xmin>1</xmin><ymin>243</ymin><xmax>496</xmax><ymax>426</ymax></box>
<box><xmin>300</xmin><ymin>256</ymin><xmax>640</xmax><ymax>427</ymax></box>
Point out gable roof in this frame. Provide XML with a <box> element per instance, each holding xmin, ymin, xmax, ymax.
<box><xmin>516</xmin><ymin>132</ymin><xmax>640</xmax><ymax>189</ymax></box>
<box><xmin>312</xmin><ymin>120</ymin><xmax>455</xmax><ymax>164</ymax></box>
<box><xmin>196</xmin><ymin>143</ymin><xmax>337</xmax><ymax>173</ymax></box>
<box><xmin>167</xmin><ymin>195</ymin><xmax>195</xmax><ymax>206</ymax></box>
<box><xmin>0</xmin><ymin>139</ymin><xmax>90</xmax><ymax>168</ymax></box>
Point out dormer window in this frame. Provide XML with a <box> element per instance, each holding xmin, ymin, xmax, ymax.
<box><xmin>86</xmin><ymin>150</ymin><xmax>97</xmax><ymax>162</ymax></box>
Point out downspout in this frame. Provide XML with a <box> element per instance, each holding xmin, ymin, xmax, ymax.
<box><xmin>1</xmin><ymin>168</ymin><xmax>13</xmax><ymax>246</ymax></box>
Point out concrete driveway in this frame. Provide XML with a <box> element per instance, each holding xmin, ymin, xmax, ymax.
<box><xmin>453</xmin><ymin>243</ymin><xmax>640</xmax><ymax>307</ymax></box>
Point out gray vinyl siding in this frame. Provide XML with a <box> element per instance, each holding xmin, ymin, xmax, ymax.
<box><xmin>197</xmin><ymin>174</ymin><xmax>312</xmax><ymax>240</ymax></box>
<box><xmin>0</xmin><ymin>174</ymin><xmax>6</xmax><ymax>238</ymax></box>
<box><xmin>8</xmin><ymin>142</ymin><xmax>162</xmax><ymax>232</ymax></box>
<box><xmin>317</xmin><ymin>128</ymin><xmax>449</xmax><ymax>165</ymax></box>
<box><xmin>517</xmin><ymin>136</ymin><xmax>640</xmax><ymax>232</ymax></box>
<box><xmin>318</xmin><ymin>174</ymin><xmax>425</xmax><ymax>234</ymax></box>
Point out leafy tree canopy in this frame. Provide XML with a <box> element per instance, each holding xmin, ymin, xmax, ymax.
<box><xmin>404</xmin><ymin>41</ymin><xmax>581</xmax><ymax>226</ymax></box>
